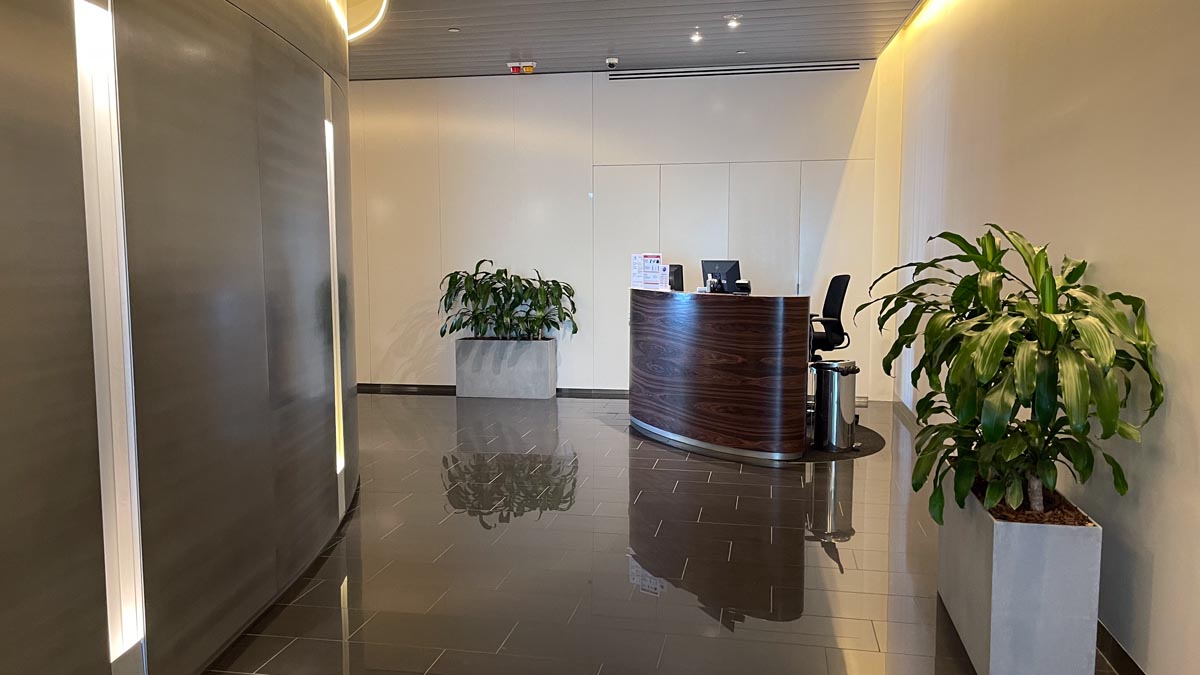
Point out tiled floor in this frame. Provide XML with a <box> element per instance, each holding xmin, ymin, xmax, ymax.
<box><xmin>208</xmin><ymin>394</ymin><xmax>1116</xmax><ymax>675</ymax></box>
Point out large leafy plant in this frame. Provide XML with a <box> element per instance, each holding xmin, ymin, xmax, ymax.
<box><xmin>858</xmin><ymin>225</ymin><xmax>1162</xmax><ymax>523</ymax></box>
<box><xmin>439</xmin><ymin>259</ymin><xmax>578</xmax><ymax>340</ymax></box>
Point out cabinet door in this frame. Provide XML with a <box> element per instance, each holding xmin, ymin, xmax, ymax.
<box><xmin>593</xmin><ymin>165</ymin><xmax>660</xmax><ymax>390</ymax></box>
<box><xmin>799</xmin><ymin>159</ymin><xmax>876</xmax><ymax>391</ymax></box>
<box><xmin>660</xmin><ymin>163</ymin><xmax>730</xmax><ymax>292</ymax></box>
<box><xmin>729</xmin><ymin>162</ymin><xmax>802</xmax><ymax>297</ymax></box>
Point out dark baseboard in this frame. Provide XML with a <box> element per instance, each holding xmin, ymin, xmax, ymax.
<box><xmin>557</xmin><ymin>388</ymin><xmax>629</xmax><ymax>399</ymax></box>
<box><xmin>1097</xmin><ymin>622</ymin><xmax>1145</xmax><ymax>675</ymax></box>
<box><xmin>358</xmin><ymin>383</ymin><xmax>456</xmax><ymax>396</ymax></box>
<box><xmin>357</xmin><ymin>383</ymin><xmax>629</xmax><ymax>400</ymax></box>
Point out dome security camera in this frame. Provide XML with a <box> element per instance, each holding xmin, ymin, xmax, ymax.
<box><xmin>605</xmin><ymin>57</ymin><xmax>619</xmax><ymax>70</ymax></box>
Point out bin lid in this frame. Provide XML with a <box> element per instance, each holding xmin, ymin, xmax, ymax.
<box><xmin>811</xmin><ymin>360</ymin><xmax>860</xmax><ymax>374</ymax></box>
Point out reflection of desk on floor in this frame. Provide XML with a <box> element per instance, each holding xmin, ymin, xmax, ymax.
<box><xmin>628</xmin><ymin>289</ymin><xmax>811</xmax><ymax>461</ymax></box>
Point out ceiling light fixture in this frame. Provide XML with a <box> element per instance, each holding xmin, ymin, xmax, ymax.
<box><xmin>347</xmin><ymin>0</ymin><xmax>389</xmax><ymax>42</ymax></box>
<box><xmin>736</xmin><ymin>50</ymin><xmax>747</xmax><ymax>55</ymax></box>
<box><xmin>690</xmin><ymin>28</ymin><xmax>703</xmax><ymax>43</ymax></box>
<box><xmin>447</xmin><ymin>27</ymin><xmax>461</xmax><ymax>33</ymax></box>
<box><xmin>725</xmin><ymin>14</ymin><xmax>743</xmax><ymax>28</ymax></box>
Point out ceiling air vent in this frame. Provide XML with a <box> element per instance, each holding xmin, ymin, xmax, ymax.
<box><xmin>608</xmin><ymin>61</ymin><xmax>861</xmax><ymax>81</ymax></box>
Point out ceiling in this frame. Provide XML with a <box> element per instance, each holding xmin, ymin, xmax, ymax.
<box><xmin>348</xmin><ymin>0</ymin><xmax>922</xmax><ymax>80</ymax></box>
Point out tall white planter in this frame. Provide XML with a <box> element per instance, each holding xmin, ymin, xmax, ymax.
<box><xmin>455</xmin><ymin>338</ymin><xmax>557</xmax><ymax>399</ymax></box>
<box><xmin>938</xmin><ymin>477</ymin><xmax>1102</xmax><ymax>675</ymax></box>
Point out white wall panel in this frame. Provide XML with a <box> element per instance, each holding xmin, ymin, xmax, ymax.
<box><xmin>798</xmin><ymin>159</ymin><xmax>876</xmax><ymax>394</ymax></box>
<box><xmin>360</xmin><ymin>79</ymin><xmax>450</xmax><ymax>385</ymax></box>
<box><xmin>351</xmin><ymin>66</ymin><xmax>893</xmax><ymax>395</ymax></box>
<box><xmin>592</xmin><ymin>65</ymin><xmax>877</xmax><ymax>166</ymax></box>
<box><xmin>593</xmin><ymin>165</ymin><xmax>659</xmax><ymax>390</ymax></box>
<box><xmin>512</xmin><ymin>74</ymin><xmax>594</xmax><ymax>388</ymax></box>
<box><xmin>894</xmin><ymin>4</ymin><xmax>1200</xmax><ymax>669</ymax></box>
<box><xmin>729</xmin><ymin>162</ymin><xmax>802</xmax><ymax>297</ymax></box>
<box><xmin>438</xmin><ymin>76</ymin><xmax>517</xmax><ymax>271</ymax></box>
<box><xmin>659</xmin><ymin>163</ymin><xmax>729</xmax><ymax>291</ymax></box>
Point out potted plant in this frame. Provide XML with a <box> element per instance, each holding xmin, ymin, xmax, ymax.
<box><xmin>439</xmin><ymin>259</ymin><xmax>578</xmax><ymax>399</ymax></box>
<box><xmin>858</xmin><ymin>225</ymin><xmax>1162</xmax><ymax>675</ymax></box>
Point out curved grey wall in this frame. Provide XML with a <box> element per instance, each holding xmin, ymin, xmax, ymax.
<box><xmin>226</xmin><ymin>0</ymin><xmax>350</xmax><ymax>92</ymax></box>
<box><xmin>0</xmin><ymin>2</ymin><xmax>111</xmax><ymax>673</ymax></box>
<box><xmin>112</xmin><ymin>0</ymin><xmax>356</xmax><ymax>672</ymax></box>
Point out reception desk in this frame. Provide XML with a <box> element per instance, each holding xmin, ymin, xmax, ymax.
<box><xmin>629</xmin><ymin>289</ymin><xmax>811</xmax><ymax>461</ymax></box>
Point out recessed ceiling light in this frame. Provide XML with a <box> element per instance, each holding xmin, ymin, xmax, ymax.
<box><xmin>725</xmin><ymin>14</ymin><xmax>743</xmax><ymax>28</ymax></box>
<box><xmin>447</xmin><ymin>27</ymin><xmax>461</xmax><ymax>32</ymax></box>
<box><xmin>736</xmin><ymin>50</ymin><xmax>747</xmax><ymax>55</ymax></box>
<box><xmin>690</xmin><ymin>30</ymin><xmax>703</xmax><ymax>43</ymax></box>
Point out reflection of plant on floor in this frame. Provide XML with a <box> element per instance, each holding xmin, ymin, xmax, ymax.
<box><xmin>441</xmin><ymin>452</ymin><xmax>578</xmax><ymax>529</ymax></box>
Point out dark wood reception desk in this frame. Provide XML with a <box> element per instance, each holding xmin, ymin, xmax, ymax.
<box><xmin>629</xmin><ymin>289</ymin><xmax>811</xmax><ymax>461</ymax></box>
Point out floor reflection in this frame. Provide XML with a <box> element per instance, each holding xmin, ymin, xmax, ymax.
<box><xmin>627</xmin><ymin>460</ymin><xmax>859</xmax><ymax>630</ymax></box>
<box><xmin>208</xmin><ymin>395</ymin><xmax>1115</xmax><ymax>675</ymax></box>
<box><xmin>442</xmin><ymin>452</ymin><xmax>579</xmax><ymax>529</ymax></box>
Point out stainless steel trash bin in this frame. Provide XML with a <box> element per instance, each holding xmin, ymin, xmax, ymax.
<box><xmin>812</xmin><ymin>360</ymin><xmax>860</xmax><ymax>450</ymax></box>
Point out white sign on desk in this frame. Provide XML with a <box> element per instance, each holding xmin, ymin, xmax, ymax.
<box><xmin>630</xmin><ymin>253</ymin><xmax>667</xmax><ymax>290</ymax></box>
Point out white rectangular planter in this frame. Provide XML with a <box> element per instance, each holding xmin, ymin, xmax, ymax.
<box><xmin>455</xmin><ymin>338</ymin><xmax>557</xmax><ymax>399</ymax></box>
<box><xmin>938</xmin><ymin>477</ymin><xmax>1102</xmax><ymax>675</ymax></box>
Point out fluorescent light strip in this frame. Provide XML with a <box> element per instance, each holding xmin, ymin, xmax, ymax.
<box><xmin>73</xmin><ymin>0</ymin><xmax>147</xmax><ymax>669</ymax></box>
<box><xmin>324</xmin><ymin>106</ymin><xmax>347</xmax><ymax>515</ymax></box>
<box><xmin>328</xmin><ymin>0</ymin><xmax>348</xmax><ymax>35</ymax></box>
<box><xmin>348</xmin><ymin>0</ymin><xmax>389</xmax><ymax>41</ymax></box>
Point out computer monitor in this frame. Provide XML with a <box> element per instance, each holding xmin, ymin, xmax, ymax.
<box><xmin>668</xmin><ymin>264</ymin><xmax>685</xmax><ymax>292</ymax></box>
<box><xmin>701</xmin><ymin>260</ymin><xmax>741</xmax><ymax>293</ymax></box>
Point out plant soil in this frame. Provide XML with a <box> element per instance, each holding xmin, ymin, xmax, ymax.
<box><xmin>971</xmin><ymin>482</ymin><xmax>1095</xmax><ymax>526</ymax></box>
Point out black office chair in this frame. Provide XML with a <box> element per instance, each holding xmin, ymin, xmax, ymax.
<box><xmin>810</xmin><ymin>274</ymin><xmax>851</xmax><ymax>361</ymax></box>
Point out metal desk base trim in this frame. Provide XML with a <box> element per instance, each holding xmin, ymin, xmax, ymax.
<box><xmin>629</xmin><ymin>416</ymin><xmax>806</xmax><ymax>462</ymax></box>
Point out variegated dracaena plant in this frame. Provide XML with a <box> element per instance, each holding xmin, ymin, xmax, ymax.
<box><xmin>857</xmin><ymin>225</ymin><xmax>1162</xmax><ymax>523</ymax></box>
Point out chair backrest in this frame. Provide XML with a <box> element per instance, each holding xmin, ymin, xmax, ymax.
<box><xmin>822</xmin><ymin>274</ymin><xmax>851</xmax><ymax>320</ymax></box>
<box><xmin>821</xmin><ymin>274</ymin><xmax>851</xmax><ymax>344</ymax></box>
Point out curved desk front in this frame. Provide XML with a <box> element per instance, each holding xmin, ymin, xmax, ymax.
<box><xmin>628</xmin><ymin>289</ymin><xmax>811</xmax><ymax>461</ymax></box>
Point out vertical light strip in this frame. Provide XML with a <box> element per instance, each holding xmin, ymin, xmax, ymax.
<box><xmin>324</xmin><ymin>79</ymin><xmax>347</xmax><ymax>516</ymax></box>
<box><xmin>73</xmin><ymin>0</ymin><xmax>147</xmax><ymax>669</ymax></box>
<box><xmin>340</xmin><ymin>576</ymin><xmax>351</xmax><ymax>674</ymax></box>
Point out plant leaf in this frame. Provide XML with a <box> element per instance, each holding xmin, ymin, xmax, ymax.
<box><xmin>1034</xmin><ymin>352</ymin><xmax>1058</xmax><ymax>427</ymax></box>
<box><xmin>1037</xmin><ymin>266</ymin><xmax>1058</xmax><ymax>314</ymax></box>
<box><xmin>1005</xmin><ymin>478</ymin><xmax>1024</xmax><ymax>510</ymax></box>
<box><xmin>1087</xmin><ymin>358</ymin><xmax>1120</xmax><ymax>439</ymax></box>
<box><xmin>981</xmin><ymin>372</ymin><xmax>1017</xmax><ymax>443</ymax></box>
<box><xmin>953</xmin><ymin>459</ymin><xmax>977</xmax><ymax>508</ymax></box>
<box><xmin>928</xmin><ymin>484</ymin><xmax>946</xmax><ymax>525</ymax></box>
<box><xmin>974</xmin><ymin>316</ymin><xmax>1025</xmax><ymax>383</ymax></box>
<box><xmin>1065</xmin><ymin>286</ymin><xmax>1137</xmax><ymax>345</ymax></box>
<box><xmin>1061</xmin><ymin>255</ymin><xmax>1088</xmax><ymax>284</ymax></box>
<box><xmin>1013</xmin><ymin>340</ymin><xmax>1038</xmax><ymax>402</ymax></box>
<box><xmin>912</xmin><ymin>451</ymin><xmax>938</xmax><ymax>492</ymax></box>
<box><xmin>1073</xmin><ymin>315</ymin><xmax>1116</xmax><ymax>370</ymax></box>
<box><xmin>1037</xmin><ymin>460</ymin><xmax>1058</xmax><ymax>493</ymax></box>
<box><xmin>978</xmin><ymin>271</ymin><xmax>1003</xmax><ymax>313</ymax></box>
<box><xmin>951</xmin><ymin>274</ymin><xmax>979</xmax><ymax>313</ymax></box>
<box><xmin>1116</xmin><ymin>420</ymin><xmax>1142</xmax><ymax>443</ymax></box>
<box><xmin>984</xmin><ymin>480</ymin><xmax>1004</xmax><ymax>509</ymax></box>
<box><xmin>1057</xmin><ymin>345</ymin><xmax>1091</xmax><ymax>434</ymax></box>
<box><xmin>1064</xmin><ymin>439</ymin><xmax>1094</xmax><ymax>483</ymax></box>
<box><xmin>986</xmin><ymin>224</ymin><xmax>1039</xmax><ymax>280</ymax></box>
<box><xmin>1104</xmin><ymin>453</ymin><xmax>1129</xmax><ymax>495</ymax></box>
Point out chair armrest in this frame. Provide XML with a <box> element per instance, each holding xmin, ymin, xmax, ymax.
<box><xmin>809</xmin><ymin>317</ymin><xmax>850</xmax><ymax>348</ymax></box>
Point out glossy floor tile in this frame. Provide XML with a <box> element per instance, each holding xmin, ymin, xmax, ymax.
<box><xmin>208</xmin><ymin>395</ymin><xmax>1116</xmax><ymax>675</ymax></box>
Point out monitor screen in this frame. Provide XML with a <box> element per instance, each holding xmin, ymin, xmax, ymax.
<box><xmin>701</xmin><ymin>260</ymin><xmax>741</xmax><ymax>292</ymax></box>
